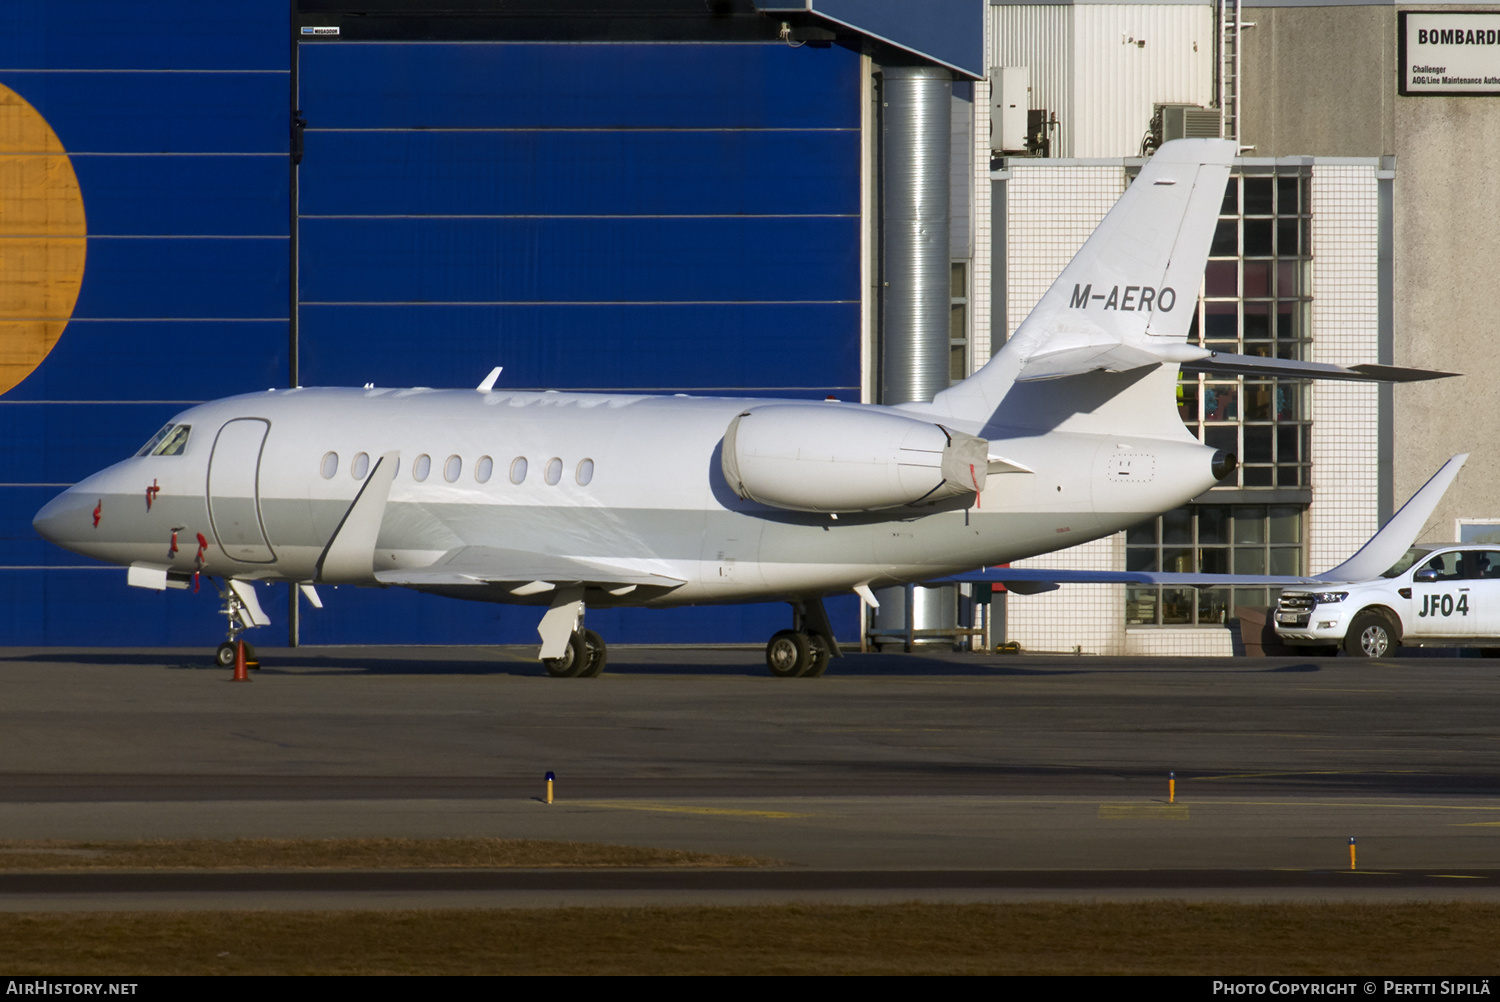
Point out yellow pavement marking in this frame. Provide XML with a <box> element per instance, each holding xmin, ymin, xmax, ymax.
<box><xmin>565</xmin><ymin>801</ymin><xmax>810</xmax><ymax>819</ymax></box>
<box><xmin>1196</xmin><ymin>769</ymin><xmax>1420</xmax><ymax>780</ymax></box>
<box><xmin>1097</xmin><ymin>804</ymin><xmax>1190</xmax><ymax>820</ymax></box>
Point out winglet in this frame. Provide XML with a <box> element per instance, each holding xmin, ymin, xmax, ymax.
<box><xmin>316</xmin><ymin>450</ymin><xmax>399</xmax><ymax>584</ymax></box>
<box><xmin>1316</xmin><ymin>454</ymin><xmax>1468</xmax><ymax>583</ymax></box>
<box><xmin>477</xmin><ymin>367</ymin><xmax>503</xmax><ymax>392</ymax></box>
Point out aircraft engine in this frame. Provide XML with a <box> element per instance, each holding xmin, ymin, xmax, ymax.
<box><xmin>721</xmin><ymin>405</ymin><xmax>989</xmax><ymax>513</ymax></box>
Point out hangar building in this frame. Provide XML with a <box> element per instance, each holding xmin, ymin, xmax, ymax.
<box><xmin>1</xmin><ymin>0</ymin><xmax>1493</xmax><ymax>654</ymax></box>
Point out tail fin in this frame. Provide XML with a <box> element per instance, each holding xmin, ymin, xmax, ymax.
<box><xmin>928</xmin><ymin>139</ymin><xmax>1236</xmax><ymax>428</ymax></box>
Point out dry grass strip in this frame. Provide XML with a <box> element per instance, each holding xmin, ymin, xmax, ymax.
<box><xmin>3</xmin><ymin>902</ymin><xmax>1499</xmax><ymax>975</ymax></box>
<box><xmin>0</xmin><ymin>838</ymin><xmax>768</xmax><ymax>870</ymax></box>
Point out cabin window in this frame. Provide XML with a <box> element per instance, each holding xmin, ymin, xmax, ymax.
<box><xmin>413</xmin><ymin>454</ymin><xmax>431</xmax><ymax>482</ymax></box>
<box><xmin>576</xmin><ymin>458</ymin><xmax>594</xmax><ymax>486</ymax></box>
<box><xmin>320</xmin><ymin>452</ymin><xmax>338</xmax><ymax>479</ymax></box>
<box><xmin>351</xmin><ymin>452</ymin><xmax>370</xmax><ymax>480</ymax></box>
<box><xmin>545</xmin><ymin>457</ymin><xmax>563</xmax><ymax>485</ymax></box>
<box><xmin>509</xmin><ymin>457</ymin><xmax>528</xmax><ymax>484</ymax></box>
<box><xmin>475</xmin><ymin>456</ymin><xmax>493</xmax><ymax>484</ymax></box>
<box><xmin>444</xmin><ymin>455</ymin><xmax>462</xmax><ymax>482</ymax></box>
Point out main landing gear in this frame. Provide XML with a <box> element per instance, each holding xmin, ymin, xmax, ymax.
<box><xmin>765</xmin><ymin>597</ymin><xmax>841</xmax><ymax>678</ymax></box>
<box><xmin>543</xmin><ymin>627</ymin><xmax>608</xmax><ymax>679</ymax></box>
<box><xmin>537</xmin><ymin>587</ymin><xmax>607</xmax><ymax>678</ymax></box>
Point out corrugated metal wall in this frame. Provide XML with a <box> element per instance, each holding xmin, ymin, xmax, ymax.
<box><xmin>0</xmin><ymin>5</ymin><xmax>866</xmax><ymax>647</ymax></box>
<box><xmin>989</xmin><ymin>3</ymin><xmax>1213</xmax><ymax>159</ymax></box>
<box><xmin>293</xmin><ymin>40</ymin><xmax>862</xmax><ymax>646</ymax></box>
<box><xmin>0</xmin><ymin>0</ymin><xmax>290</xmax><ymax>645</ymax></box>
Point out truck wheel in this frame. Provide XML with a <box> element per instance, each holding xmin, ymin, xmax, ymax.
<box><xmin>1345</xmin><ymin>611</ymin><xmax>1398</xmax><ymax>658</ymax></box>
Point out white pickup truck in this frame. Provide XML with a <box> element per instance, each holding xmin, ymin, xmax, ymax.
<box><xmin>1274</xmin><ymin>544</ymin><xmax>1500</xmax><ymax>656</ymax></box>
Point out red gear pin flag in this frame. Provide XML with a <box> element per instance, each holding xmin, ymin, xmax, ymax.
<box><xmin>92</xmin><ymin>501</ymin><xmax>101</xmax><ymax>527</ymax></box>
<box><xmin>145</xmin><ymin>480</ymin><xmax>160</xmax><ymax>511</ymax></box>
<box><xmin>195</xmin><ymin>532</ymin><xmax>208</xmax><ymax>568</ymax></box>
<box><xmin>168</xmin><ymin>528</ymin><xmax>180</xmax><ymax>558</ymax></box>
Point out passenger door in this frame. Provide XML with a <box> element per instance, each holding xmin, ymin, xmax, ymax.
<box><xmin>1410</xmin><ymin>550</ymin><xmax>1476</xmax><ymax>637</ymax></box>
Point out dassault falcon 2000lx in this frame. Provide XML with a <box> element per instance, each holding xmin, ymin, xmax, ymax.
<box><xmin>32</xmin><ymin>139</ymin><xmax>1457</xmax><ymax>677</ymax></box>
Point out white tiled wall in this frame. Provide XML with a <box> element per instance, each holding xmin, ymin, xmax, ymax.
<box><xmin>1309</xmin><ymin>166</ymin><xmax>1381</xmax><ymax>573</ymax></box>
<box><xmin>972</xmin><ymin>76</ymin><xmax>992</xmax><ymax>370</ymax></box>
<box><xmin>1001</xmin><ymin>163</ymin><xmax>1131</xmax><ymax>653</ymax></box>
<box><xmin>992</xmin><ymin>160</ymin><xmax>1382</xmax><ymax>655</ymax></box>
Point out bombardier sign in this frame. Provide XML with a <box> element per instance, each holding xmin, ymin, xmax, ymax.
<box><xmin>1400</xmin><ymin>11</ymin><xmax>1500</xmax><ymax>95</ymax></box>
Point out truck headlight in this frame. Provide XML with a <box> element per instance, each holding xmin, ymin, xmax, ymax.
<box><xmin>1311</xmin><ymin>592</ymin><xmax>1348</xmax><ymax>605</ymax></box>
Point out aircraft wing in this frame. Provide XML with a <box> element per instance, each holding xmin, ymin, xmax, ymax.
<box><xmin>374</xmin><ymin>546</ymin><xmax>687</xmax><ymax>593</ymax></box>
<box><xmin>937</xmin><ymin>567</ymin><xmax>1323</xmax><ymax>595</ymax></box>
<box><xmin>935</xmin><ymin>454</ymin><xmax>1469</xmax><ymax>593</ymax></box>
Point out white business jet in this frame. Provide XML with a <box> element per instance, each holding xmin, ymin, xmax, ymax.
<box><xmin>30</xmin><ymin>140</ymin><xmax>1455</xmax><ymax>676</ymax></box>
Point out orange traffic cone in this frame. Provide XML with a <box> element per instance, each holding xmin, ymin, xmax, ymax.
<box><xmin>231</xmin><ymin>640</ymin><xmax>251</xmax><ymax>682</ymax></box>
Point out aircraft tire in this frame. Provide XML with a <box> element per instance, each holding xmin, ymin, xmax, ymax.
<box><xmin>803</xmin><ymin>634</ymin><xmax>831</xmax><ymax>678</ymax></box>
<box><xmin>543</xmin><ymin>633</ymin><xmax>589</xmax><ymax>678</ymax></box>
<box><xmin>766</xmin><ymin>630</ymin><xmax>810</xmax><ymax>678</ymax></box>
<box><xmin>214</xmin><ymin>640</ymin><xmax>259</xmax><ymax>669</ymax></box>
<box><xmin>579</xmin><ymin>629</ymin><xmax>607</xmax><ymax>678</ymax></box>
<box><xmin>1345</xmin><ymin>610</ymin><xmax>1399</xmax><ymax>658</ymax></box>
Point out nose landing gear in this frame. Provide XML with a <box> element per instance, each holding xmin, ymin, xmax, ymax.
<box><xmin>210</xmin><ymin>579</ymin><xmax>264</xmax><ymax>670</ymax></box>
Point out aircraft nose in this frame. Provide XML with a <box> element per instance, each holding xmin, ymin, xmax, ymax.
<box><xmin>33</xmin><ymin>486</ymin><xmax>92</xmax><ymax>547</ymax></box>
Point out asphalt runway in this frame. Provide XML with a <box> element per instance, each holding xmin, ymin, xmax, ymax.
<box><xmin>2</xmin><ymin>644</ymin><xmax>1499</xmax><ymax>909</ymax></box>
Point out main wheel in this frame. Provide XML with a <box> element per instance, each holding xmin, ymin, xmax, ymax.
<box><xmin>1345</xmin><ymin>610</ymin><xmax>1398</xmax><ymax>658</ymax></box>
<box><xmin>803</xmin><ymin>635</ymin><xmax>831</xmax><ymax>678</ymax></box>
<box><xmin>543</xmin><ymin>632</ymin><xmax>588</xmax><ymax>678</ymax></box>
<box><xmin>766</xmin><ymin>630</ymin><xmax>811</xmax><ymax>678</ymax></box>
<box><xmin>579</xmin><ymin>629</ymin><xmax>607</xmax><ymax>678</ymax></box>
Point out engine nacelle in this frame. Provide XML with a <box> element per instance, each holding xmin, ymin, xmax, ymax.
<box><xmin>721</xmin><ymin>404</ymin><xmax>989</xmax><ymax>513</ymax></box>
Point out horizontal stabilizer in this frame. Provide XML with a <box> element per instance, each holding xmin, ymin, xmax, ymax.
<box><xmin>1182</xmin><ymin>352</ymin><xmax>1460</xmax><ymax>383</ymax></box>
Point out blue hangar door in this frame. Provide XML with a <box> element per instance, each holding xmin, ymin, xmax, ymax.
<box><xmin>294</xmin><ymin>40</ymin><xmax>862</xmax><ymax>645</ymax></box>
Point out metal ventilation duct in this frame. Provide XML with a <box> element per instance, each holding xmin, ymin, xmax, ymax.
<box><xmin>880</xmin><ymin>64</ymin><xmax>952</xmax><ymax>406</ymax></box>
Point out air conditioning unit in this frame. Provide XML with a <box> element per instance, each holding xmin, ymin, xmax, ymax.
<box><xmin>1157</xmin><ymin>103</ymin><xmax>1222</xmax><ymax>142</ymax></box>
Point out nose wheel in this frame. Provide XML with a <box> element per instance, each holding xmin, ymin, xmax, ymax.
<box><xmin>215</xmin><ymin>640</ymin><xmax>258</xmax><ymax>669</ymax></box>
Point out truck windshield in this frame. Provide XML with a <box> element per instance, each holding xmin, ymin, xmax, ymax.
<box><xmin>1381</xmin><ymin>546</ymin><xmax>1434</xmax><ymax>578</ymax></box>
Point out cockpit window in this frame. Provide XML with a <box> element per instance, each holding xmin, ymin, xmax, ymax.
<box><xmin>139</xmin><ymin>424</ymin><xmax>191</xmax><ymax>457</ymax></box>
<box><xmin>136</xmin><ymin>423</ymin><xmax>176</xmax><ymax>457</ymax></box>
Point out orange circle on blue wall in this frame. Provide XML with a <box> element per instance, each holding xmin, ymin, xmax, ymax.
<box><xmin>0</xmin><ymin>83</ymin><xmax>86</xmax><ymax>396</ymax></box>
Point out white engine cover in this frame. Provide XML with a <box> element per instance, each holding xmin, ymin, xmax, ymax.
<box><xmin>721</xmin><ymin>404</ymin><xmax>988</xmax><ymax>513</ymax></box>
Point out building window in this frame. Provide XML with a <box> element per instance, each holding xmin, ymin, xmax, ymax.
<box><xmin>1177</xmin><ymin>170</ymin><xmax>1313</xmax><ymax>490</ymax></box>
<box><xmin>949</xmin><ymin>261</ymin><xmax>968</xmax><ymax>384</ymax></box>
<box><xmin>1126</xmin><ymin>504</ymin><xmax>1305</xmax><ymax>625</ymax></box>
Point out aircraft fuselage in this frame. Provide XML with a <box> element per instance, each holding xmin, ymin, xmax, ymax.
<box><xmin>34</xmin><ymin>386</ymin><xmax>1222</xmax><ymax>607</ymax></box>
